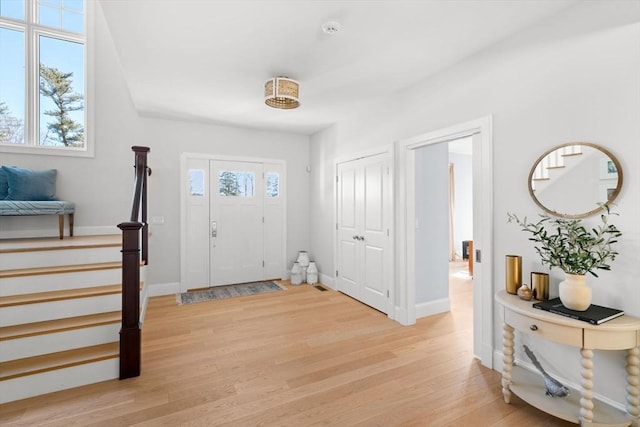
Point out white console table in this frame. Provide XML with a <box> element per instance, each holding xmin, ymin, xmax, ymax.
<box><xmin>496</xmin><ymin>290</ymin><xmax>640</xmax><ymax>426</ymax></box>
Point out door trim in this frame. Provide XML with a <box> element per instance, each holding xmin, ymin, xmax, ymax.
<box><xmin>396</xmin><ymin>116</ymin><xmax>493</xmax><ymax>369</ymax></box>
<box><xmin>180</xmin><ymin>153</ymin><xmax>287</xmax><ymax>293</ymax></box>
<box><xmin>333</xmin><ymin>144</ymin><xmax>395</xmax><ymax>318</ymax></box>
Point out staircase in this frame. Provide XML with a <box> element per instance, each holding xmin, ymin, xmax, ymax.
<box><xmin>0</xmin><ymin>235</ymin><xmax>142</xmax><ymax>404</ymax></box>
<box><xmin>531</xmin><ymin>144</ymin><xmax>583</xmax><ymax>192</ymax></box>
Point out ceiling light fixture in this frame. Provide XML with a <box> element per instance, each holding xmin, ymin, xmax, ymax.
<box><xmin>264</xmin><ymin>77</ymin><xmax>300</xmax><ymax>109</ymax></box>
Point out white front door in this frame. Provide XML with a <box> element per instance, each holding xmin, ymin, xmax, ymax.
<box><xmin>337</xmin><ymin>153</ymin><xmax>390</xmax><ymax>313</ymax></box>
<box><xmin>209</xmin><ymin>160</ymin><xmax>264</xmax><ymax>286</ymax></box>
<box><xmin>182</xmin><ymin>155</ymin><xmax>286</xmax><ymax>291</ymax></box>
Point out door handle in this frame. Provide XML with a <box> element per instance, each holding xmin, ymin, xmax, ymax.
<box><xmin>211</xmin><ymin>221</ymin><xmax>217</xmax><ymax>237</ymax></box>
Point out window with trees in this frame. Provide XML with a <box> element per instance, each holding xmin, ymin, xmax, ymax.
<box><xmin>0</xmin><ymin>0</ymin><xmax>88</xmax><ymax>155</ymax></box>
<box><xmin>218</xmin><ymin>171</ymin><xmax>255</xmax><ymax>197</ymax></box>
<box><xmin>266</xmin><ymin>172</ymin><xmax>279</xmax><ymax>198</ymax></box>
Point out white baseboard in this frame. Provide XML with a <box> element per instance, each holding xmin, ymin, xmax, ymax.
<box><xmin>393</xmin><ymin>306</ymin><xmax>412</xmax><ymax>325</ymax></box>
<box><xmin>148</xmin><ymin>282</ymin><xmax>180</xmax><ymax>297</ymax></box>
<box><xmin>140</xmin><ymin>283</ymin><xmax>149</xmax><ymax>326</ymax></box>
<box><xmin>415</xmin><ymin>298</ymin><xmax>450</xmax><ymax>319</ymax></box>
<box><xmin>319</xmin><ymin>273</ymin><xmax>336</xmax><ymax>290</ymax></box>
<box><xmin>481</xmin><ymin>342</ymin><xmax>494</xmax><ymax>369</ymax></box>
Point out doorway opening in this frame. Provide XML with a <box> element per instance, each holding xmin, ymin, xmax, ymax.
<box><xmin>397</xmin><ymin>116</ymin><xmax>493</xmax><ymax>369</ymax></box>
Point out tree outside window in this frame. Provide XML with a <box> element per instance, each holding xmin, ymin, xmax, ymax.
<box><xmin>0</xmin><ymin>0</ymin><xmax>87</xmax><ymax>153</ymax></box>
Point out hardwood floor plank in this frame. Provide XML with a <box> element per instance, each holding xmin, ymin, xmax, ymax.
<box><xmin>0</xmin><ymin>270</ymin><xmax>575</xmax><ymax>426</ymax></box>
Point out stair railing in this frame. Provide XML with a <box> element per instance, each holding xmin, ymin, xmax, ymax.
<box><xmin>117</xmin><ymin>146</ymin><xmax>150</xmax><ymax>379</ymax></box>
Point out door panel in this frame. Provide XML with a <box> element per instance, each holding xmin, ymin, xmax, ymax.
<box><xmin>364</xmin><ymin>162</ymin><xmax>384</xmax><ymax>232</ymax></box>
<box><xmin>360</xmin><ymin>154</ymin><xmax>389</xmax><ymax>311</ymax></box>
<box><xmin>363</xmin><ymin>245</ymin><xmax>384</xmax><ymax>296</ymax></box>
<box><xmin>337</xmin><ymin>153</ymin><xmax>390</xmax><ymax>313</ymax></box>
<box><xmin>185</xmin><ymin>159</ymin><xmax>210</xmax><ymax>288</ymax></box>
<box><xmin>339</xmin><ymin>240</ymin><xmax>358</xmax><ymax>295</ymax></box>
<box><xmin>337</xmin><ymin>161</ymin><xmax>360</xmax><ymax>299</ymax></box>
<box><xmin>340</xmin><ymin>168</ymin><xmax>357</xmax><ymax>229</ymax></box>
<box><xmin>264</xmin><ymin>164</ymin><xmax>284</xmax><ymax>280</ymax></box>
<box><xmin>210</xmin><ymin>160</ymin><xmax>264</xmax><ymax>286</ymax></box>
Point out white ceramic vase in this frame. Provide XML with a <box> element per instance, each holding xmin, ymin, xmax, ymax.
<box><xmin>296</xmin><ymin>251</ymin><xmax>310</xmax><ymax>282</ymax></box>
<box><xmin>558</xmin><ymin>273</ymin><xmax>591</xmax><ymax>311</ymax></box>
<box><xmin>290</xmin><ymin>262</ymin><xmax>303</xmax><ymax>285</ymax></box>
<box><xmin>307</xmin><ymin>261</ymin><xmax>318</xmax><ymax>285</ymax></box>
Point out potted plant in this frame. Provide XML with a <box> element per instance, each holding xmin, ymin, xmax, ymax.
<box><xmin>507</xmin><ymin>205</ymin><xmax>621</xmax><ymax>311</ymax></box>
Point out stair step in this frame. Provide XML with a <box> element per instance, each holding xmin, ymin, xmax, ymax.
<box><xmin>0</xmin><ymin>342</ymin><xmax>119</xmax><ymax>381</ymax></box>
<box><xmin>0</xmin><ymin>284</ymin><xmax>122</xmax><ymax>308</ymax></box>
<box><xmin>0</xmin><ymin>357</ymin><xmax>119</xmax><ymax>404</ymax></box>
<box><xmin>1</xmin><ymin>268</ymin><xmax>123</xmax><ymax>297</ymax></box>
<box><xmin>0</xmin><ymin>261</ymin><xmax>122</xmax><ymax>279</ymax></box>
<box><xmin>0</xmin><ymin>311</ymin><xmax>120</xmax><ymax>340</ymax></box>
<box><xmin>0</xmin><ymin>234</ymin><xmax>120</xmax><ymax>254</ymax></box>
<box><xmin>2</xmin><ymin>246</ymin><xmax>123</xmax><ymax>270</ymax></box>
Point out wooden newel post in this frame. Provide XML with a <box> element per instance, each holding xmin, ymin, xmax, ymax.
<box><xmin>118</xmin><ymin>221</ymin><xmax>143</xmax><ymax>379</ymax></box>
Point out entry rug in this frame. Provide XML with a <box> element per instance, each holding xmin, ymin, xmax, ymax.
<box><xmin>177</xmin><ymin>281</ymin><xmax>285</xmax><ymax>305</ymax></box>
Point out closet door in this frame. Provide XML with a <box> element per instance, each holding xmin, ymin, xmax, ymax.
<box><xmin>336</xmin><ymin>153</ymin><xmax>390</xmax><ymax>313</ymax></box>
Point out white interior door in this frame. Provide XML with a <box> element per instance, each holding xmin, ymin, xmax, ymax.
<box><xmin>337</xmin><ymin>161</ymin><xmax>360</xmax><ymax>298</ymax></box>
<box><xmin>337</xmin><ymin>153</ymin><xmax>390</xmax><ymax>313</ymax></box>
<box><xmin>210</xmin><ymin>160</ymin><xmax>264</xmax><ymax>286</ymax></box>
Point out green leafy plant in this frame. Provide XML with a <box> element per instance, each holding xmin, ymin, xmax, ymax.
<box><xmin>507</xmin><ymin>205</ymin><xmax>621</xmax><ymax>277</ymax></box>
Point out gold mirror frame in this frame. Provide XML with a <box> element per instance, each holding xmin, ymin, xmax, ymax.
<box><xmin>528</xmin><ymin>142</ymin><xmax>623</xmax><ymax>219</ymax></box>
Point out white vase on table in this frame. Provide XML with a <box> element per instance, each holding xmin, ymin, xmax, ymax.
<box><xmin>558</xmin><ymin>273</ymin><xmax>591</xmax><ymax>311</ymax></box>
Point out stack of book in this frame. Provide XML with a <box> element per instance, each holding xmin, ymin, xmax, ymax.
<box><xmin>532</xmin><ymin>298</ymin><xmax>624</xmax><ymax>325</ymax></box>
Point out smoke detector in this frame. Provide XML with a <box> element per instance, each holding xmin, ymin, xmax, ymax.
<box><xmin>322</xmin><ymin>21</ymin><xmax>341</xmax><ymax>35</ymax></box>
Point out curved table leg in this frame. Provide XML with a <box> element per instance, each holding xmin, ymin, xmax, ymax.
<box><xmin>580</xmin><ymin>348</ymin><xmax>594</xmax><ymax>425</ymax></box>
<box><xmin>502</xmin><ymin>323</ymin><xmax>514</xmax><ymax>404</ymax></box>
<box><xmin>627</xmin><ymin>347</ymin><xmax>640</xmax><ymax>427</ymax></box>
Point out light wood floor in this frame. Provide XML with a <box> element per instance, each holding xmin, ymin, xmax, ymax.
<box><xmin>1</xmin><ymin>265</ymin><xmax>572</xmax><ymax>426</ymax></box>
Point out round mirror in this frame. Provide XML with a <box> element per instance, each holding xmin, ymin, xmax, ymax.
<box><xmin>528</xmin><ymin>143</ymin><xmax>623</xmax><ymax>218</ymax></box>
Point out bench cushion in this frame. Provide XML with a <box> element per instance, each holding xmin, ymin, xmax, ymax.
<box><xmin>0</xmin><ymin>200</ymin><xmax>75</xmax><ymax>216</ymax></box>
<box><xmin>2</xmin><ymin>166</ymin><xmax>57</xmax><ymax>201</ymax></box>
<box><xmin>0</xmin><ymin>167</ymin><xmax>8</xmax><ymax>199</ymax></box>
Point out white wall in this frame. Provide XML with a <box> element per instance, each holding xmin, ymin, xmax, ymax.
<box><xmin>1</xmin><ymin>3</ymin><xmax>310</xmax><ymax>287</ymax></box>
<box><xmin>415</xmin><ymin>143</ymin><xmax>449</xmax><ymax>304</ymax></box>
<box><xmin>308</xmin><ymin>125</ymin><xmax>337</xmax><ymax>285</ymax></box>
<box><xmin>449</xmin><ymin>152</ymin><xmax>473</xmax><ymax>257</ymax></box>
<box><xmin>309</xmin><ymin>0</ymin><xmax>640</xmax><ymax>406</ymax></box>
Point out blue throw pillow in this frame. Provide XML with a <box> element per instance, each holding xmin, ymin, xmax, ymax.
<box><xmin>0</xmin><ymin>167</ymin><xmax>8</xmax><ymax>199</ymax></box>
<box><xmin>2</xmin><ymin>166</ymin><xmax>58</xmax><ymax>201</ymax></box>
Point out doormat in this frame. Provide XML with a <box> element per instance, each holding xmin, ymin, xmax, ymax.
<box><xmin>177</xmin><ymin>281</ymin><xmax>286</xmax><ymax>305</ymax></box>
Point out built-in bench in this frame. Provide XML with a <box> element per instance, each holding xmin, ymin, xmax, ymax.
<box><xmin>0</xmin><ymin>166</ymin><xmax>75</xmax><ymax>240</ymax></box>
<box><xmin>0</xmin><ymin>201</ymin><xmax>75</xmax><ymax>239</ymax></box>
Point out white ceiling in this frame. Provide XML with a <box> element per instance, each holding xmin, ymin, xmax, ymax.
<box><xmin>99</xmin><ymin>0</ymin><xmax>577</xmax><ymax>135</ymax></box>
